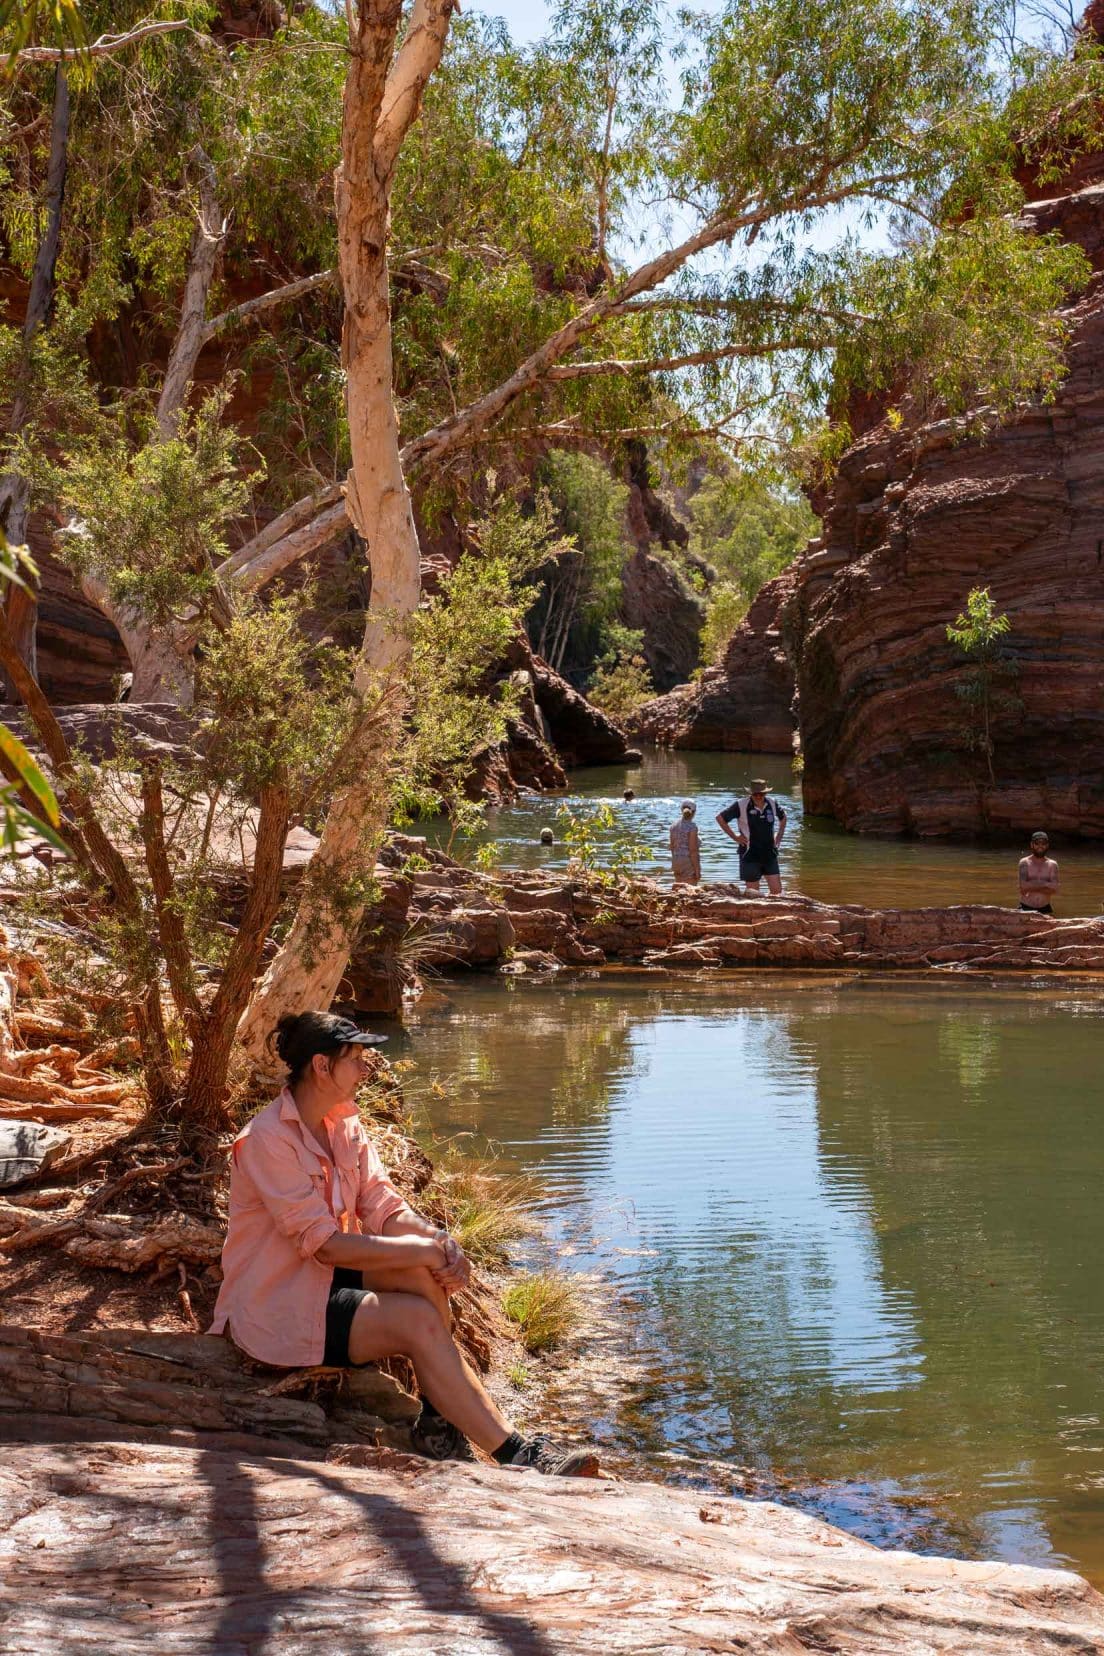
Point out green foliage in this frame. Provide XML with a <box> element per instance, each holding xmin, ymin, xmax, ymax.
<box><xmin>196</xmin><ymin>586</ymin><xmax>360</xmax><ymax>806</ymax></box>
<box><xmin>1</xmin><ymin>0</ymin><xmax>85</xmax><ymax>58</ymax></box>
<box><xmin>0</xmin><ymin>720</ymin><xmax>65</xmax><ymax>855</ymax></box>
<box><xmin>587</xmin><ymin>623</ymin><xmax>653</xmax><ymax>718</ymax></box>
<box><xmin>0</xmin><ymin>532</ymin><xmax>65</xmax><ymax>855</ymax></box>
<box><xmin>689</xmin><ymin>469</ymin><xmax>816</xmax><ymax>604</ymax></box>
<box><xmin>556</xmin><ymin>801</ymin><xmax>652</xmax><ymax>884</ymax></box>
<box><xmin>23</xmin><ymin>380</ymin><xmax>256</xmax><ymax>630</ymax></box>
<box><xmin>529</xmin><ymin>449</ymin><xmax>632</xmax><ymax>675</ymax></box>
<box><xmin>838</xmin><ymin>217</ymin><xmax>1088</xmax><ymax>424</ymax></box>
<box><xmin>699</xmin><ymin>581</ymin><xmax>747</xmax><ymax>668</ymax></box>
<box><xmin>395</xmin><ymin>490</ymin><xmax>572</xmax><ymax>824</ymax></box>
<box><xmin>946</xmin><ymin>587</ymin><xmax>1021</xmax><ymax>784</ymax></box>
<box><xmin>434</xmin><ymin>1150</ymin><xmax>538</xmax><ymax>1265</ymax></box>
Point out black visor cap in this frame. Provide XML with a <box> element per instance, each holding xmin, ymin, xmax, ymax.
<box><xmin>328</xmin><ymin>1017</ymin><xmax>388</xmax><ymax>1049</ymax></box>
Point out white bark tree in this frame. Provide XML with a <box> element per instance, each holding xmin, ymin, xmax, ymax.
<box><xmin>238</xmin><ymin>0</ymin><xmax>458</xmax><ymax>1052</ymax></box>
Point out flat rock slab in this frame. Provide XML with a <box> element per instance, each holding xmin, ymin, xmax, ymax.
<box><xmin>2</xmin><ymin>1439</ymin><xmax>1103</xmax><ymax>1654</ymax></box>
<box><xmin>0</xmin><ymin>1119</ymin><xmax>70</xmax><ymax>1188</ymax></box>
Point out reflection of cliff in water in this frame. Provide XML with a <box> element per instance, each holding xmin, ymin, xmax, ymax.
<box><xmin>787</xmin><ymin>982</ymin><xmax>1104</xmax><ymax>1568</ymax></box>
<box><xmin>632</xmin><ymin>983</ymin><xmax>923</xmax><ymax>1478</ymax></box>
<box><xmin>406</xmin><ymin>982</ymin><xmax>643</xmax><ymax>1193</ymax></box>
<box><xmin>411</xmin><ymin>975</ymin><xmax>1104</xmax><ymax>1578</ymax></box>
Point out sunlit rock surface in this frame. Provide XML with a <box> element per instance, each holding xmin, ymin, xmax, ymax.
<box><xmin>346</xmin><ymin>850</ymin><xmax>1104</xmax><ymax>1007</ymax></box>
<box><xmin>2</xmin><ymin>1439</ymin><xmax>1102</xmax><ymax>1653</ymax></box>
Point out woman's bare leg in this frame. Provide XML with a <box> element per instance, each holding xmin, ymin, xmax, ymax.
<box><xmin>346</xmin><ymin>1287</ymin><xmax>513</xmax><ymax>1453</ymax></box>
<box><xmin>359</xmin><ymin>1262</ymin><xmax>450</xmax><ymax>1324</ymax></box>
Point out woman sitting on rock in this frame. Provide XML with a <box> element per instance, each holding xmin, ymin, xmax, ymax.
<box><xmin>669</xmin><ymin>800</ymin><xmax>702</xmax><ymax>885</ymax></box>
<box><xmin>211</xmin><ymin>1010</ymin><xmax>593</xmax><ymax>1476</ymax></box>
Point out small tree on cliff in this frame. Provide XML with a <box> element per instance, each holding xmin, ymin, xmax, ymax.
<box><xmin>946</xmin><ymin>586</ymin><xmax>1021</xmax><ymax>786</ymax></box>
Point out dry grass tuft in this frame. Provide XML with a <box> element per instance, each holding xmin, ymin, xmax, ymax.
<box><xmin>502</xmin><ymin>1271</ymin><xmax>581</xmax><ymax>1354</ymax></box>
<box><xmin>435</xmin><ymin>1155</ymin><xmax>539</xmax><ymax>1266</ymax></box>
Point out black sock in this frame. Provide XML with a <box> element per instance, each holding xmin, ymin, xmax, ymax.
<box><xmin>492</xmin><ymin>1431</ymin><xmax>525</xmax><ymax>1465</ymax></box>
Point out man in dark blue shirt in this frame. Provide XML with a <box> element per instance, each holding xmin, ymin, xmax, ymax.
<box><xmin>715</xmin><ymin>779</ymin><xmax>787</xmax><ymax>895</ymax></box>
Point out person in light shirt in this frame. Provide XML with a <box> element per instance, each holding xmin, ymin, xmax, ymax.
<box><xmin>211</xmin><ymin>1010</ymin><xmax>595</xmax><ymax>1475</ymax></box>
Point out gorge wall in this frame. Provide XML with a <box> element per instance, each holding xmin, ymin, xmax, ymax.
<box><xmin>635</xmin><ymin>155</ymin><xmax>1104</xmax><ymax>839</ymax></box>
<box><xmin>795</xmin><ymin>174</ymin><xmax>1104</xmax><ymax>838</ymax></box>
<box><xmin>630</xmin><ymin>565</ymin><xmax>798</xmax><ymax>753</ymax></box>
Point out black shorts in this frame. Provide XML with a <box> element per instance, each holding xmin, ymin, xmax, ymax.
<box><xmin>1020</xmin><ymin>902</ymin><xmax>1053</xmax><ymax>915</ymax></box>
<box><xmin>324</xmin><ymin>1266</ymin><xmax>370</xmax><ymax>1366</ymax></box>
<box><xmin>740</xmin><ymin>850</ymin><xmax>780</xmax><ymax>883</ymax></box>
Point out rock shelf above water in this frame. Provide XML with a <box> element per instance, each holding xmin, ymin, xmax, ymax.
<box><xmin>3</xmin><ymin>1436</ymin><xmax>1102</xmax><ymax>1654</ymax></box>
<box><xmin>352</xmin><ymin>844</ymin><xmax>1104</xmax><ymax>1009</ymax></box>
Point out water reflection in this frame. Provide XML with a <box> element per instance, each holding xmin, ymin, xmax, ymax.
<box><xmin>408</xmin><ymin>974</ymin><xmax>1104</xmax><ymax>1581</ymax></box>
<box><xmin>423</xmin><ymin>749</ymin><xmax>1104</xmax><ymax>915</ymax></box>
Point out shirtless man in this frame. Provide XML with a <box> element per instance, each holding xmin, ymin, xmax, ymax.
<box><xmin>1019</xmin><ymin>831</ymin><xmax>1059</xmax><ymax>914</ymax></box>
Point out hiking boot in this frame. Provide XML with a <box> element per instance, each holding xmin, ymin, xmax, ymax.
<box><xmin>410</xmin><ymin>1408</ymin><xmax>476</xmax><ymax>1462</ymax></box>
<box><xmin>498</xmin><ymin>1434</ymin><xmax>599</xmax><ymax>1477</ymax></box>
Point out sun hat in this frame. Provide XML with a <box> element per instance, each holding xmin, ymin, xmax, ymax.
<box><xmin>749</xmin><ymin>778</ymin><xmax>773</xmax><ymax>793</ymax></box>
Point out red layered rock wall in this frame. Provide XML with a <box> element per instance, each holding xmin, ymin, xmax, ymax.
<box><xmin>629</xmin><ymin>566</ymin><xmax>798</xmax><ymax>752</ymax></box>
<box><xmin>794</xmin><ymin>180</ymin><xmax>1104</xmax><ymax>837</ymax></box>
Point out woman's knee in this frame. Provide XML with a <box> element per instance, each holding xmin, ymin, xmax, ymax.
<box><xmin>403</xmin><ymin>1264</ymin><xmax>451</xmax><ymax>1321</ymax></box>
<box><xmin>393</xmin><ymin>1292</ymin><xmax>448</xmax><ymax>1355</ymax></box>
<box><xmin>347</xmin><ymin>1290</ymin><xmax>447</xmax><ymax>1365</ymax></box>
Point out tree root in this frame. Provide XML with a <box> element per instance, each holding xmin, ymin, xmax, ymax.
<box><xmin>0</xmin><ymin>1158</ymin><xmax>188</xmax><ymax>1255</ymax></box>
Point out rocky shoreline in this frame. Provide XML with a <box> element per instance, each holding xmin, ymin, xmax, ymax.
<box><xmin>4</xmin><ymin>1434</ymin><xmax>1103</xmax><ymax>1653</ymax></box>
<box><xmin>350</xmin><ymin>840</ymin><xmax>1104</xmax><ymax>1011</ymax></box>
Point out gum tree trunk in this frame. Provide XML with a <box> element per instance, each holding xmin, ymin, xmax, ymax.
<box><xmin>237</xmin><ymin>0</ymin><xmax>455</xmax><ymax>1057</ymax></box>
<box><xmin>0</xmin><ymin>65</ymin><xmax>69</xmax><ymax>692</ymax></box>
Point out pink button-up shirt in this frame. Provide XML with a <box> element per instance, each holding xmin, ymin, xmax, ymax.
<box><xmin>209</xmin><ymin>1087</ymin><xmax>407</xmax><ymax>1366</ymax></box>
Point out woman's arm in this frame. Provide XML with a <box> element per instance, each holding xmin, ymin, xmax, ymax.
<box><xmin>382</xmin><ymin>1206</ymin><xmax>471</xmax><ymax>1291</ymax></box>
<box><xmin>314</xmin><ymin>1227</ymin><xmax>447</xmax><ymax>1272</ymax></box>
<box><xmin>690</xmin><ymin>825</ymin><xmax>701</xmax><ymax>880</ymax></box>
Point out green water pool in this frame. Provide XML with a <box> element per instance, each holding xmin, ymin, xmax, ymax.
<box><xmin>404</xmin><ymin>971</ymin><xmax>1104</xmax><ymax>1583</ymax></box>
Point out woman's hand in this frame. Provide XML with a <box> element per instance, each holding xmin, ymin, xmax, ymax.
<box><xmin>431</xmin><ymin>1233</ymin><xmax>471</xmax><ymax>1295</ymax></box>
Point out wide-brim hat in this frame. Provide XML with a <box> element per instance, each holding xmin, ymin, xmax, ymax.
<box><xmin>749</xmin><ymin>778</ymin><xmax>773</xmax><ymax>793</ymax></box>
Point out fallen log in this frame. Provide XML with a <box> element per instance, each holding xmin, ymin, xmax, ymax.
<box><xmin>0</xmin><ymin>1159</ymin><xmax>187</xmax><ymax>1254</ymax></box>
<box><xmin>2</xmin><ymin>1437</ymin><xmax>1102</xmax><ymax>1654</ymax></box>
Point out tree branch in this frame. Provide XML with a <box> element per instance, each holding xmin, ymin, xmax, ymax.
<box><xmin>138</xmin><ymin>763</ymin><xmax>201</xmax><ymax>1029</ymax></box>
<box><xmin>200</xmin><ymin>268</ymin><xmax>338</xmax><ymax>346</ymax></box>
<box><xmin>376</xmin><ymin>0</ymin><xmax>457</xmax><ymax>181</ymax></box>
<box><xmin>545</xmin><ymin>338</ymin><xmax>833</xmax><ymax>380</ymax></box>
<box><xmin>156</xmin><ymin>149</ymin><xmax>226</xmax><ymax>440</ymax></box>
<box><xmin>230</xmin><ymin>499</ymin><xmax>350</xmax><ymax>595</ymax></box>
<box><xmin>220</xmin><ymin>481</ymin><xmax>345</xmax><ymax>582</ymax></box>
<box><xmin>12</xmin><ymin>18</ymin><xmax>197</xmax><ymax>63</ymax></box>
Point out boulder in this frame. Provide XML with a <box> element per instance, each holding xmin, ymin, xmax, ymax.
<box><xmin>2</xmin><ymin>1436</ymin><xmax>1102</xmax><ymax>1653</ymax></box>
<box><xmin>504</xmin><ymin>636</ymin><xmax>632</xmax><ymax>769</ymax></box>
<box><xmin>0</xmin><ymin>1120</ymin><xmax>70</xmax><ymax>1189</ymax></box>
<box><xmin>0</xmin><ymin>701</ymin><xmax>195</xmax><ymax>764</ymax></box>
